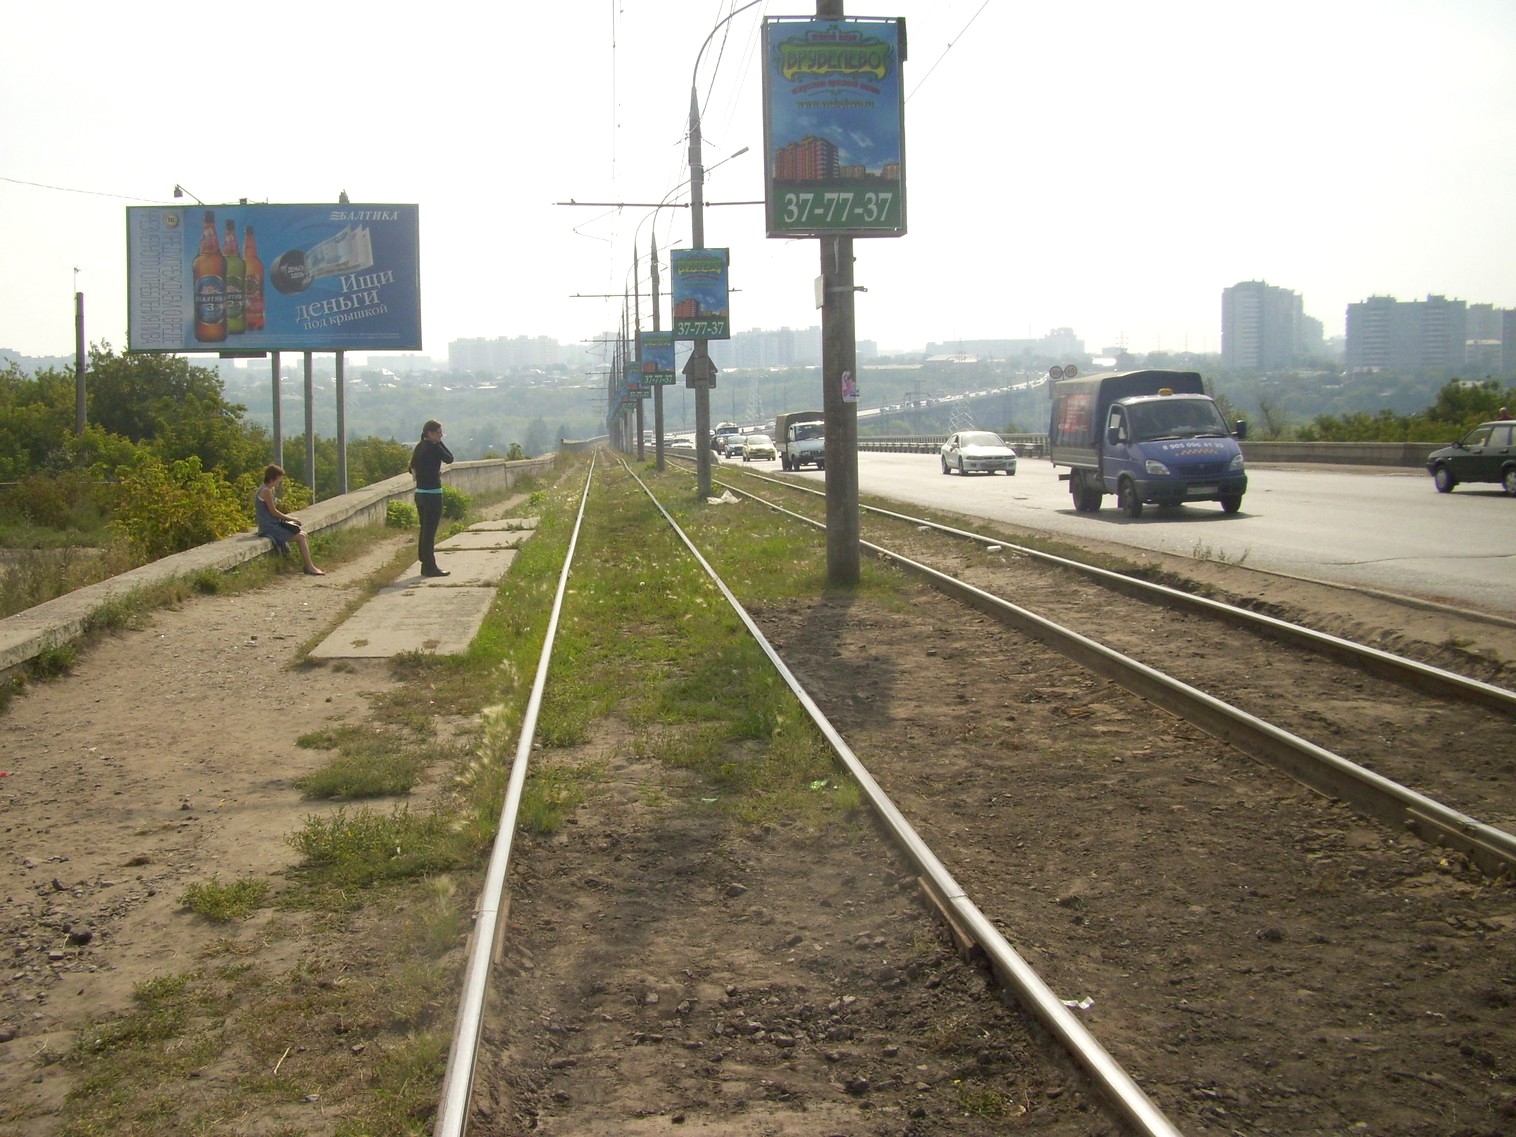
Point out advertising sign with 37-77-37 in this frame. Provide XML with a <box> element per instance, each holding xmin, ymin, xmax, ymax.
<box><xmin>670</xmin><ymin>249</ymin><xmax>730</xmax><ymax>340</ymax></box>
<box><xmin>762</xmin><ymin>16</ymin><xmax>906</xmax><ymax>239</ymax></box>
<box><xmin>125</xmin><ymin>204</ymin><xmax>421</xmax><ymax>353</ymax></box>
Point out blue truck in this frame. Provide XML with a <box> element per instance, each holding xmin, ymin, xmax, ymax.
<box><xmin>1048</xmin><ymin>370</ymin><xmax>1247</xmax><ymax>518</ymax></box>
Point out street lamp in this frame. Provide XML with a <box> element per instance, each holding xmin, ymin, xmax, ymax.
<box><xmin>686</xmin><ymin>0</ymin><xmax>763</xmax><ymax>498</ymax></box>
<box><xmin>172</xmin><ymin>184</ymin><xmax>203</xmax><ymax>204</ymax></box>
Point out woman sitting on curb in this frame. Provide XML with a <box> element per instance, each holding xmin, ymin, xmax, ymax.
<box><xmin>254</xmin><ymin>464</ymin><xmax>325</xmax><ymax>576</ymax></box>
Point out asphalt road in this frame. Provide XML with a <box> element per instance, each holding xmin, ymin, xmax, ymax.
<box><xmin>756</xmin><ymin>452</ymin><xmax>1516</xmax><ymax>618</ymax></box>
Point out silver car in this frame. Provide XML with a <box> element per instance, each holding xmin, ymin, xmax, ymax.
<box><xmin>940</xmin><ymin>430</ymin><xmax>1018</xmax><ymax>475</ymax></box>
<box><xmin>741</xmin><ymin>433</ymin><xmax>777</xmax><ymax>461</ymax></box>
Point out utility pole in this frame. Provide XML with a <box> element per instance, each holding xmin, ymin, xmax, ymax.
<box><xmin>819</xmin><ymin>0</ymin><xmax>860</xmax><ymax>585</ymax></box>
<box><xmin>685</xmin><ymin>86</ymin><xmax>717</xmax><ymax>498</ymax></box>
<box><xmin>73</xmin><ymin>286</ymin><xmax>85</xmax><ymax>436</ymax></box>
<box><xmin>651</xmin><ymin>232</ymin><xmax>665</xmax><ymax>471</ymax></box>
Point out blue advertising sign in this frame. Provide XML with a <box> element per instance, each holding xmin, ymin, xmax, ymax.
<box><xmin>623</xmin><ymin>358</ymin><xmax>649</xmax><ymax>399</ymax></box>
<box><xmin>670</xmin><ymin>248</ymin><xmax>730</xmax><ymax>340</ymax></box>
<box><xmin>640</xmin><ymin>330</ymin><xmax>676</xmax><ymax>385</ymax></box>
<box><xmin>762</xmin><ymin>17</ymin><xmax>907</xmax><ymax>238</ymax></box>
<box><xmin>126</xmin><ymin>203</ymin><xmax>422</xmax><ymax>352</ymax></box>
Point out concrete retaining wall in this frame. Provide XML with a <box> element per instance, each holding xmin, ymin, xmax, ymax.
<box><xmin>0</xmin><ymin>454</ymin><xmax>555</xmax><ymax>677</ymax></box>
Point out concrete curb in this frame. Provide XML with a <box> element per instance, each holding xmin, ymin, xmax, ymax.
<box><xmin>0</xmin><ymin>455</ymin><xmax>554</xmax><ymax>677</ymax></box>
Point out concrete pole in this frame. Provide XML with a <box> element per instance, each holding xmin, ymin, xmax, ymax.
<box><xmin>819</xmin><ymin>0</ymin><xmax>860</xmax><ymax>585</ymax></box>
<box><xmin>687</xmin><ymin>85</ymin><xmax>715</xmax><ymax>499</ymax></box>
<box><xmin>74</xmin><ymin>292</ymin><xmax>85</xmax><ymax>435</ymax></box>
<box><xmin>651</xmin><ymin>233</ymin><xmax>665</xmax><ymax>471</ymax></box>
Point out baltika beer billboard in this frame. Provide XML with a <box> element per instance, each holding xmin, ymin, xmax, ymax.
<box><xmin>761</xmin><ymin>16</ymin><xmax>906</xmax><ymax>239</ymax></box>
<box><xmin>126</xmin><ymin>204</ymin><xmax>421</xmax><ymax>352</ymax></box>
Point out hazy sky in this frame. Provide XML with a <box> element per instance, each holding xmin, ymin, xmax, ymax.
<box><xmin>4</xmin><ymin>0</ymin><xmax>1514</xmax><ymax>365</ymax></box>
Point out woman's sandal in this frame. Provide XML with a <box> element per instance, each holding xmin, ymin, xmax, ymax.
<box><xmin>304</xmin><ymin>568</ymin><xmax>326</xmax><ymax>576</ymax></box>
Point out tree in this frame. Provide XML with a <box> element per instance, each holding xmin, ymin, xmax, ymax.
<box><xmin>84</xmin><ymin>345</ymin><xmax>266</xmax><ymax>480</ymax></box>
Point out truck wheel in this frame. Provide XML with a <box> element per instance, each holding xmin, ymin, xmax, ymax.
<box><xmin>1220</xmin><ymin>494</ymin><xmax>1243</xmax><ymax>514</ymax></box>
<box><xmin>1432</xmin><ymin>465</ymin><xmax>1455</xmax><ymax>493</ymax></box>
<box><xmin>782</xmin><ymin>455</ymin><xmax>791</xmax><ymax>471</ymax></box>
<box><xmin>1071</xmin><ymin>472</ymin><xmax>1101</xmax><ymax>512</ymax></box>
<box><xmin>1119</xmin><ymin>479</ymin><xmax>1144</xmax><ymax>518</ymax></box>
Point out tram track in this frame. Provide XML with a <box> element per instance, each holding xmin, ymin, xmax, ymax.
<box><xmin>453</xmin><ymin>457</ymin><xmax>1516</xmax><ymax>1137</ymax></box>
<box><xmin>710</xmin><ymin>465</ymin><xmax>1516</xmax><ymax>869</ymax></box>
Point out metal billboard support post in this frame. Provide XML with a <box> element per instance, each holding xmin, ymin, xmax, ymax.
<box><xmin>271</xmin><ymin>351</ymin><xmax>283</xmax><ymax>469</ymax></box>
<box><xmin>303</xmin><ymin>351</ymin><xmax>316</xmax><ymax>500</ymax></box>
<box><xmin>335</xmin><ymin>350</ymin><xmax>348</xmax><ymax>495</ymax></box>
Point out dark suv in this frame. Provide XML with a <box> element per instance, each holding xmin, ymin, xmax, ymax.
<box><xmin>1426</xmin><ymin>421</ymin><xmax>1516</xmax><ymax>495</ymax></box>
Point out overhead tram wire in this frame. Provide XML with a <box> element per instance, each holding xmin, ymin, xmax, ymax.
<box><xmin>906</xmin><ymin>0</ymin><xmax>994</xmax><ymax>103</ymax></box>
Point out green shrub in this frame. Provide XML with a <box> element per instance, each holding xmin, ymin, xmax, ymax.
<box><xmin>441</xmin><ymin>485</ymin><xmax>470</xmax><ymax>520</ymax></box>
<box><xmin>386</xmin><ymin>500</ymin><xmax>418</xmax><ymax>528</ymax></box>
<box><xmin>105</xmin><ymin>453</ymin><xmax>249</xmax><ymax>560</ymax></box>
<box><xmin>179</xmin><ymin>876</ymin><xmax>271</xmax><ymax>921</ymax></box>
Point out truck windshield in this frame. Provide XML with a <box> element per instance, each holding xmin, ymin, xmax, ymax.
<box><xmin>793</xmin><ymin>424</ymin><xmax>824</xmax><ymax>440</ymax></box>
<box><xmin>1128</xmin><ymin>400</ymin><xmax>1228</xmax><ymax>441</ymax></box>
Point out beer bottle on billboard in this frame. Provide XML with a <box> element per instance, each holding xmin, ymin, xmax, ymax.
<box><xmin>222</xmin><ymin>220</ymin><xmax>246</xmax><ymax>335</ymax></box>
<box><xmin>192</xmin><ymin>211</ymin><xmax>226</xmax><ymax>342</ymax></box>
<box><xmin>243</xmin><ymin>224</ymin><xmax>265</xmax><ymax>331</ymax></box>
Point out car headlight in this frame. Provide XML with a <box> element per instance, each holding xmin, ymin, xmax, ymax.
<box><xmin>1144</xmin><ymin>459</ymin><xmax>1171</xmax><ymax>476</ymax></box>
<box><xmin>1229</xmin><ymin>453</ymin><xmax>1245</xmax><ymax>472</ymax></box>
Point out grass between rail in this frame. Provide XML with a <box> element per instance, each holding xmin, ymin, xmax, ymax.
<box><xmin>40</xmin><ymin>457</ymin><xmax>897</xmax><ymax>1136</ymax></box>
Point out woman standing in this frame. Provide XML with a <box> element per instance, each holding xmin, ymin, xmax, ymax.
<box><xmin>254</xmin><ymin>465</ymin><xmax>324</xmax><ymax>576</ymax></box>
<box><xmin>409</xmin><ymin>419</ymin><xmax>454</xmax><ymax>577</ymax></box>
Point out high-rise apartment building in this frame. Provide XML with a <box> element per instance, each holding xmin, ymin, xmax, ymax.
<box><xmin>1345</xmin><ymin>295</ymin><xmax>1468</xmax><ymax>374</ymax></box>
<box><xmin>449</xmin><ymin>336</ymin><xmax>562</xmax><ymax>374</ymax></box>
<box><xmin>1221</xmin><ymin>281</ymin><xmax>1313</xmax><ymax>371</ymax></box>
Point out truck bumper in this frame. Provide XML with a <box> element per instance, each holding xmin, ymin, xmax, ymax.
<box><xmin>1135</xmin><ymin>474</ymin><xmax>1247</xmax><ymax>505</ymax></box>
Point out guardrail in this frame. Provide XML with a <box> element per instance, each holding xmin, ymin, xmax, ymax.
<box><xmin>857</xmin><ymin>435</ymin><xmax>1438</xmax><ymax>469</ymax></box>
<box><xmin>859</xmin><ymin>434</ymin><xmax>1048</xmax><ymax>458</ymax></box>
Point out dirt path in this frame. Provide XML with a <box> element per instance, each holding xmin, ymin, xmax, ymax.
<box><xmin>3</xmin><ymin>492</ymin><xmax>1513</xmax><ymax>1135</ymax></box>
<box><xmin>0</xmin><ymin>534</ymin><xmax>415</xmax><ymax>1127</ymax></box>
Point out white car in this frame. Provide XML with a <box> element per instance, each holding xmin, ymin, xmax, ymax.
<box><xmin>940</xmin><ymin>430</ymin><xmax>1018</xmax><ymax>475</ymax></box>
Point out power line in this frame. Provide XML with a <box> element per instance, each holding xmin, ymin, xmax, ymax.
<box><xmin>0</xmin><ymin>175</ymin><xmax>160</xmax><ymax>202</ymax></box>
<box><xmin>907</xmin><ymin>0</ymin><xmax>993</xmax><ymax>103</ymax></box>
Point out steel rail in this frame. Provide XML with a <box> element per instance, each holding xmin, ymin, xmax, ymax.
<box><xmin>434</xmin><ymin>457</ymin><xmax>597</xmax><ymax>1137</ymax></box>
<box><xmin>625</xmin><ymin>460</ymin><xmax>1187</xmax><ymax>1137</ymax></box>
<box><xmin>725</xmin><ymin>480</ymin><xmax>1516</xmax><ymax>877</ymax></box>
<box><xmin>722</xmin><ymin>467</ymin><xmax>1516</xmax><ymax>716</ymax></box>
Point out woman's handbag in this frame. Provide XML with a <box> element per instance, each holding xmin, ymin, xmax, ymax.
<box><xmin>278</xmin><ymin>518</ymin><xmax>302</xmax><ymax>533</ymax></box>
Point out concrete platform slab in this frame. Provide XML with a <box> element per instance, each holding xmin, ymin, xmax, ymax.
<box><xmin>309</xmin><ymin>581</ymin><xmax>498</xmax><ymax>658</ymax></box>
<box><xmin>309</xmin><ymin>518</ymin><xmax>535</xmax><ymax>659</ymax></box>
<box><xmin>437</xmin><ymin>529</ymin><xmax>533</xmax><ymax>551</ymax></box>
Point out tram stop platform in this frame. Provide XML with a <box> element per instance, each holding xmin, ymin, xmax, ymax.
<box><xmin>308</xmin><ymin>517</ymin><xmax>537</xmax><ymax>660</ymax></box>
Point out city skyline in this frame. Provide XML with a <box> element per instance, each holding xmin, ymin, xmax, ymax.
<box><xmin>3</xmin><ymin>1</ymin><xmax>1513</xmax><ymax>364</ymax></box>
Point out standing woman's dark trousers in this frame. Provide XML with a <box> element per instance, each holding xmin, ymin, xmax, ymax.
<box><xmin>416</xmin><ymin>491</ymin><xmax>443</xmax><ymax>573</ymax></box>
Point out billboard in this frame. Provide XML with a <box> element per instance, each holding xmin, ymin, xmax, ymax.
<box><xmin>670</xmin><ymin>249</ymin><xmax>730</xmax><ymax>340</ymax></box>
<box><xmin>640</xmin><ymin>330</ymin><xmax>676</xmax><ymax>385</ymax></box>
<box><xmin>762</xmin><ymin>16</ymin><xmax>907</xmax><ymax>239</ymax></box>
<box><xmin>126</xmin><ymin>203</ymin><xmax>421</xmax><ymax>352</ymax></box>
